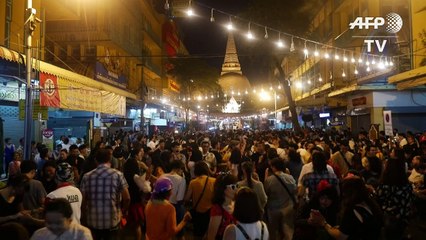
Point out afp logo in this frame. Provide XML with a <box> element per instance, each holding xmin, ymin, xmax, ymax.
<box><xmin>349</xmin><ymin>13</ymin><xmax>403</xmax><ymax>34</ymax></box>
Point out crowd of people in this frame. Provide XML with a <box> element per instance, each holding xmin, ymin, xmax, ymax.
<box><xmin>1</xmin><ymin>127</ymin><xmax>426</xmax><ymax>240</ymax></box>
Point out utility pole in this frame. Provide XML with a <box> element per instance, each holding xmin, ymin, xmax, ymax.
<box><xmin>23</xmin><ymin>0</ymin><xmax>40</xmax><ymax>161</ymax></box>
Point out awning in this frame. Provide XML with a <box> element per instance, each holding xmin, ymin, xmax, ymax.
<box><xmin>388</xmin><ymin>65</ymin><xmax>426</xmax><ymax>90</ymax></box>
<box><xmin>0</xmin><ymin>46</ymin><xmax>137</xmax><ymax>100</ymax></box>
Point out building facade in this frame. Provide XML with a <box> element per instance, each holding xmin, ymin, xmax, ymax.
<box><xmin>280</xmin><ymin>0</ymin><xmax>426</xmax><ymax>133</ymax></box>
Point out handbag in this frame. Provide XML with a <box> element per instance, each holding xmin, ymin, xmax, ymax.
<box><xmin>273</xmin><ymin>173</ymin><xmax>298</xmax><ymax>209</ymax></box>
<box><xmin>190</xmin><ymin>176</ymin><xmax>209</xmax><ymax>217</ymax></box>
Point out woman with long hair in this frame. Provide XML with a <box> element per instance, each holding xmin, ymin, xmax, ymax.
<box><xmin>310</xmin><ymin>176</ymin><xmax>383</xmax><ymax>239</ymax></box>
<box><xmin>294</xmin><ymin>180</ymin><xmax>339</xmax><ymax>240</ymax></box>
<box><xmin>223</xmin><ymin>187</ymin><xmax>269</xmax><ymax>240</ymax></box>
<box><xmin>123</xmin><ymin>145</ymin><xmax>148</xmax><ymax>240</ymax></box>
<box><xmin>299</xmin><ymin>151</ymin><xmax>339</xmax><ymax>200</ymax></box>
<box><xmin>377</xmin><ymin>148</ymin><xmax>413</xmax><ymax>240</ymax></box>
<box><xmin>238</xmin><ymin>162</ymin><xmax>267</xmax><ymax>214</ymax></box>
<box><xmin>207</xmin><ymin>173</ymin><xmax>238</xmax><ymax>240</ymax></box>
<box><xmin>184</xmin><ymin>161</ymin><xmax>215</xmax><ymax>240</ymax></box>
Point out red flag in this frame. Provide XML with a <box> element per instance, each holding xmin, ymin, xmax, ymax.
<box><xmin>40</xmin><ymin>73</ymin><xmax>60</xmax><ymax>107</ymax></box>
<box><xmin>162</xmin><ymin>20</ymin><xmax>180</xmax><ymax>57</ymax></box>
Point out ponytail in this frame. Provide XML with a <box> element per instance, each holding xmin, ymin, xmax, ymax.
<box><xmin>242</xmin><ymin>161</ymin><xmax>254</xmax><ymax>189</ymax></box>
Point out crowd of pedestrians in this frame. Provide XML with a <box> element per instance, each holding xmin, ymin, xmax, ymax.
<box><xmin>1</xmin><ymin>127</ymin><xmax>426</xmax><ymax>239</ymax></box>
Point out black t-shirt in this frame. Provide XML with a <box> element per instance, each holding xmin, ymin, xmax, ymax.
<box><xmin>0</xmin><ymin>192</ymin><xmax>22</xmax><ymax>217</ymax></box>
<box><xmin>339</xmin><ymin>205</ymin><xmax>382</xmax><ymax>240</ymax></box>
<box><xmin>123</xmin><ymin>158</ymin><xmax>142</xmax><ymax>203</ymax></box>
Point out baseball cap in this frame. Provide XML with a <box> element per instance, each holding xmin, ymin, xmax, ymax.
<box><xmin>153</xmin><ymin>177</ymin><xmax>173</xmax><ymax>195</ymax></box>
<box><xmin>56</xmin><ymin>162</ymin><xmax>74</xmax><ymax>183</ymax></box>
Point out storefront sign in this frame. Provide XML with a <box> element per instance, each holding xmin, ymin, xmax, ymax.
<box><xmin>19</xmin><ymin>99</ymin><xmax>48</xmax><ymax>120</ymax></box>
<box><xmin>42</xmin><ymin>129</ymin><xmax>54</xmax><ymax>151</ymax></box>
<box><xmin>39</xmin><ymin>73</ymin><xmax>126</xmax><ymax>116</ymax></box>
<box><xmin>0</xmin><ymin>86</ymin><xmax>25</xmax><ymax>102</ymax></box>
<box><xmin>383</xmin><ymin>110</ymin><xmax>393</xmax><ymax>136</ymax></box>
<box><xmin>169</xmin><ymin>79</ymin><xmax>180</xmax><ymax>92</ymax></box>
<box><xmin>352</xmin><ymin>96</ymin><xmax>367</xmax><ymax>106</ymax></box>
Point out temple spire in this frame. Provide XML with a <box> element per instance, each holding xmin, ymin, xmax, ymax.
<box><xmin>221</xmin><ymin>32</ymin><xmax>242</xmax><ymax>75</ymax></box>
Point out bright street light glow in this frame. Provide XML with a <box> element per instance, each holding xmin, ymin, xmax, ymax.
<box><xmin>187</xmin><ymin>8</ymin><xmax>193</xmax><ymax>16</ymax></box>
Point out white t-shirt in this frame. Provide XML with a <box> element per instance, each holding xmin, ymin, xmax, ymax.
<box><xmin>297</xmin><ymin>162</ymin><xmax>335</xmax><ymax>187</ymax></box>
<box><xmin>163</xmin><ymin>173</ymin><xmax>186</xmax><ymax>204</ymax></box>
<box><xmin>31</xmin><ymin>221</ymin><xmax>92</xmax><ymax>240</ymax></box>
<box><xmin>231</xmin><ymin>221</ymin><xmax>269</xmax><ymax>240</ymax></box>
<box><xmin>46</xmin><ymin>185</ymin><xmax>82</xmax><ymax>224</ymax></box>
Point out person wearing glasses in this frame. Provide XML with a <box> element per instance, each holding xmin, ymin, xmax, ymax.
<box><xmin>207</xmin><ymin>173</ymin><xmax>238</xmax><ymax>240</ymax></box>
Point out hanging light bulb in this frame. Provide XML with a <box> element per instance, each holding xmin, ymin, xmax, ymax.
<box><xmin>384</xmin><ymin>58</ymin><xmax>389</xmax><ymax>67</ymax></box>
<box><xmin>343</xmin><ymin>51</ymin><xmax>348</xmax><ymax>62</ymax></box>
<box><xmin>358</xmin><ymin>57</ymin><xmax>363</xmax><ymax>64</ymax></box>
<box><xmin>335</xmin><ymin>52</ymin><xmax>340</xmax><ymax>60</ymax></box>
<box><xmin>290</xmin><ymin>37</ymin><xmax>295</xmax><ymax>52</ymax></box>
<box><xmin>210</xmin><ymin>8</ymin><xmax>215</xmax><ymax>22</ymax></box>
<box><xmin>238</xmin><ymin>91</ymin><xmax>241</xmax><ymax>96</ymax></box>
<box><xmin>245</xmin><ymin>90</ymin><xmax>248</xmax><ymax>94</ymax></box>
<box><xmin>303</xmin><ymin>41</ymin><xmax>309</xmax><ymax>58</ymax></box>
<box><xmin>276</xmin><ymin>33</ymin><xmax>284</xmax><ymax>48</ymax></box>
<box><xmin>226</xmin><ymin>16</ymin><xmax>233</xmax><ymax>31</ymax></box>
<box><xmin>307</xmin><ymin>79</ymin><xmax>312</xmax><ymax>85</ymax></box>
<box><xmin>253</xmin><ymin>89</ymin><xmax>257</xmax><ymax>93</ymax></box>
<box><xmin>164</xmin><ymin>0</ymin><xmax>170</xmax><ymax>10</ymax></box>
<box><xmin>366</xmin><ymin>66</ymin><xmax>371</xmax><ymax>72</ymax></box>
<box><xmin>371</xmin><ymin>57</ymin><xmax>376</xmax><ymax>65</ymax></box>
<box><xmin>295</xmin><ymin>82</ymin><xmax>303</xmax><ymax>89</ymax></box>
<box><xmin>354</xmin><ymin>68</ymin><xmax>359</xmax><ymax>75</ymax></box>
<box><xmin>313</xmin><ymin>44</ymin><xmax>319</xmax><ymax>57</ymax></box>
<box><xmin>324</xmin><ymin>50</ymin><xmax>330</xmax><ymax>59</ymax></box>
<box><xmin>342</xmin><ymin>69</ymin><xmax>346</xmax><ymax>77</ymax></box>
<box><xmin>278</xmin><ymin>85</ymin><xmax>282</xmax><ymax>89</ymax></box>
<box><xmin>329</xmin><ymin>71</ymin><xmax>333</xmax><ymax>80</ymax></box>
<box><xmin>378</xmin><ymin>57</ymin><xmax>385</xmax><ymax>69</ymax></box>
<box><xmin>269</xmin><ymin>86</ymin><xmax>273</xmax><ymax>90</ymax></box>
<box><xmin>186</xmin><ymin>0</ymin><xmax>193</xmax><ymax>16</ymax></box>
<box><xmin>318</xmin><ymin>74</ymin><xmax>323</xmax><ymax>82</ymax></box>
<box><xmin>231</xmin><ymin>90</ymin><xmax>235</xmax><ymax>95</ymax></box>
<box><xmin>351</xmin><ymin>52</ymin><xmax>356</xmax><ymax>63</ymax></box>
<box><xmin>211</xmin><ymin>95</ymin><xmax>214</xmax><ymax>99</ymax></box>
<box><xmin>246</xmin><ymin>22</ymin><xmax>253</xmax><ymax>39</ymax></box>
<box><xmin>389</xmin><ymin>58</ymin><xmax>394</xmax><ymax>66</ymax></box>
<box><xmin>264</xmin><ymin>26</ymin><xmax>269</xmax><ymax>39</ymax></box>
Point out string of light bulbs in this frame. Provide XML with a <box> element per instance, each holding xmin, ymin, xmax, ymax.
<box><xmin>179</xmin><ymin>1</ymin><xmax>396</xmax><ymax>68</ymax></box>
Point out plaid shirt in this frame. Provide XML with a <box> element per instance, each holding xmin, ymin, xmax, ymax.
<box><xmin>301</xmin><ymin>171</ymin><xmax>339</xmax><ymax>198</ymax></box>
<box><xmin>80</xmin><ymin>164</ymin><xmax>128</xmax><ymax>229</ymax></box>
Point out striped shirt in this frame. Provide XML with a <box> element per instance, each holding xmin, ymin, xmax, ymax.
<box><xmin>80</xmin><ymin>164</ymin><xmax>128</xmax><ymax>229</ymax></box>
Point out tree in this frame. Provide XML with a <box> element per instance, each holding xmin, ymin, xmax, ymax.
<box><xmin>167</xmin><ymin>57</ymin><xmax>223</xmax><ymax>125</ymax></box>
<box><xmin>237</xmin><ymin>0</ymin><xmax>323</xmax><ymax>133</ymax></box>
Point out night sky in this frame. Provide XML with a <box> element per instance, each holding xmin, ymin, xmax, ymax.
<box><xmin>174</xmin><ymin>0</ymin><xmax>309</xmax><ymax>86</ymax></box>
<box><xmin>175</xmin><ymin>0</ymin><xmax>255</xmax><ymax>81</ymax></box>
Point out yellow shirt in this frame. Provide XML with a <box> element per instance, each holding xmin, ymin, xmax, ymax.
<box><xmin>188</xmin><ymin>175</ymin><xmax>215</xmax><ymax>213</ymax></box>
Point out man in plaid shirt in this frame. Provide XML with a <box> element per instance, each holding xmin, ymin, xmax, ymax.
<box><xmin>80</xmin><ymin>149</ymin><xmax>130</xmax><ymax>240</ymax></box>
